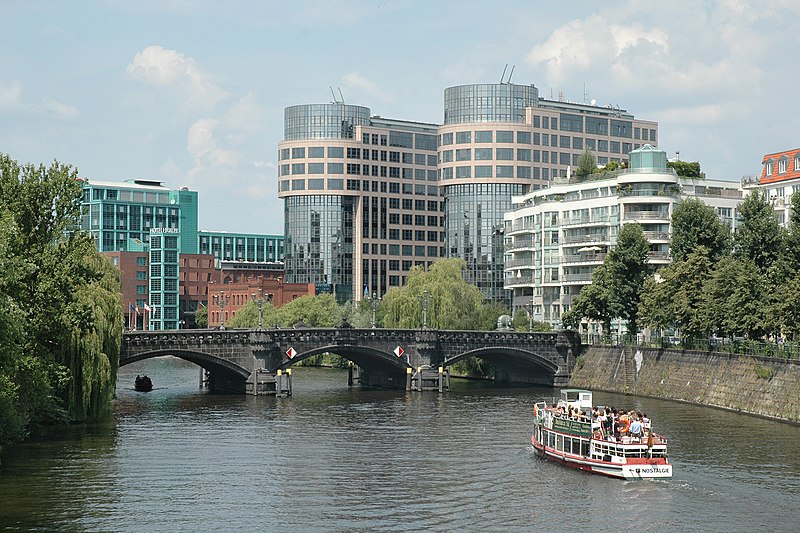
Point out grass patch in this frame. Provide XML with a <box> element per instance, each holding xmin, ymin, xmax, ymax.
<box><xmin>754</xmin><ymin>363</ymin><xmax>774</xmax><ymax>380</ymax></box>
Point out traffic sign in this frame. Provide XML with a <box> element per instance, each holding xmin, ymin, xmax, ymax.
<box><xmin>394</xmin><ymin>346</ymin><xmax>404</xmax><ymax>358</ymax></box>
<box><xmin>286</xmin><ymin>347</ymin><xmax>297</xmax><ymax>359</ymax></box>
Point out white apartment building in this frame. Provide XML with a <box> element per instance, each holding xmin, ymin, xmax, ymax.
<box><xmin>503</xmin><ymin>145</ymin><xmax>743</xmax><ymax>328</ymax></box>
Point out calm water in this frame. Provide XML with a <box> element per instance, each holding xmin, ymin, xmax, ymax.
<box><xmin>1</xmin><ymin>357</ymin><xmax>798</xmax><ymax>532</ymax></box>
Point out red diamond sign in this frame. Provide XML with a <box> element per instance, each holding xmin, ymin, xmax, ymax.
<box><xmin>394</xmin><ymin>345</ymin><xmax>404</xmax><ymax>358</ymax></box>
<box><xmin>286</xmin><ymin>347</ymin><xmax>297</xmax><ymax>359</ymax></box>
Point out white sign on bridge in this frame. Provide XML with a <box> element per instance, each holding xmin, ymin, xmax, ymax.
<box><xmin>286</xmin><ymin>347</ymin><xmax>297</xmax><ymax>359</ymax></box>
<box><xmin>394</xmin><ymin>346</ymin><xmax>405</xmax><ymax>358</ymax></box>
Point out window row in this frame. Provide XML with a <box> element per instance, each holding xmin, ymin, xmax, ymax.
<box><xmin>280</xmin><ymin>179</ymin><xmax>440</xmax><ymax>195</ymax></box>
<box><xmin>279</xmin><ymin>163</ymin><xmax>439</xmax><ymax>179</ymax></box>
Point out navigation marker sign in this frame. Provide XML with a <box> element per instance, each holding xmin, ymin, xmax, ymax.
<box><xmin>286</xmin><ymin>347</ymin><xmax>297</xmax><ymax>359</ymax></box>
<box><xmin>394</xmin><ymin>346</ymin><xmax>405</xmax><ymax>358</ymax></box>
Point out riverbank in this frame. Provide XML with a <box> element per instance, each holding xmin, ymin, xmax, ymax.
<box><xmin>569</xmin><ymin>345</ymin><xmax>800</xmax><ymax>423</ymax></box>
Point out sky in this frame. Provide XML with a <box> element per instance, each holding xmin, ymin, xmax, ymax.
<box><xmin>2</xmin><ymin>0</ymin><xmax>799</xmax><ymax>235</ymax></box>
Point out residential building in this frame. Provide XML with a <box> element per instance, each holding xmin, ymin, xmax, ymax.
<box><xmin>503</xmin><ymin>145</ymin><xmax>743</xmax><ymax>329</ymax></box>
<box><xmin>754</xmin><ymin>148</ymin><xmax>800</xmax><ymax>226</ymax></box>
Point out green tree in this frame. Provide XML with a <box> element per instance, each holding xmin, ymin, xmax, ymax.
<box><xmin>381</xmin><ymin>258</ymin><xmax>488</xmax><ymax>330</ymax></box>
<box><xmin>0</xmin><ymin>154</ymin><xmax>123</xmax><ymax>449</ymax></box>
<box><xmin>667</xmin><ymin>160</ymin><xmax>703</xmax><ymax>179</ymax></box>
<box><xmin>575</xmin><ymin>148</ymin><xmax>597</xmax><ymax>178</ymax></box>
<box><xmin>604</xmin><ymin>223</ymin><xmax>652</xmax><ymax>335</ymax></box>
<box><xmin>639</xmin><ymin>248</ymin><xmax>713</xmax><ymax>339</ymax></box>
<box><xmin>562</xmin><ymin>265</ymin><xmax>612</xmax><ymax>333</ymax></box>
<box><xmin>195</xmin><ymin>304</ymin><xmax>208</xmax><ymax>328</ymax></box>
<box><xmin>734</xmin><ymin>190</ymin><xmax>785</xmax><ymax>272</ymax></box>
<box><xmin>670</xmin><ymin>198</ymin><xmax>731</xmax><ymax>262</ymax></box>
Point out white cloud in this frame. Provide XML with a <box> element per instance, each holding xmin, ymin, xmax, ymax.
<box><xmin>342</xmin><ymin>71</ymin><xmax>391</xmax><ymax>103</ymax></box>
<box><xmin>43</xmin><ymin>98</ymin><xmax>79</xmax><ymax>119</ymax></box>
<box><xmin>0</xmin><ymin>80</ymin><xmax>23</xmax><ymax>110</ymax></box>
<box><xmin>126</xmin><ymin>45</ymin><xmax>227</xmax><ymax>108</ymax></box>
<box><xmin>186</xmin><ymin>118</ymin><xmax>238</xmax><ymax>180</ymax></box>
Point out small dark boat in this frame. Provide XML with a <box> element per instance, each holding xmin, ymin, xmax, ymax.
<box><xmin>134</xmin><ymin>374</ymin><xmax>153</xmax><ymax>392</ymax></box>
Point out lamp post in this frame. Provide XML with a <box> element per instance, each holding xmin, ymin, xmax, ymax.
<box><xmin>418</xmin><ymin>289</ymin><xmax>430</xmax><ymax>329</ymax></box>
<box><xmin>251</xmin><ymin>289</ymin><xmax>272</xmax><ymax>330</ymax></box>
<box><xmin>370</xmin><ymin>291</ymin><xmax>381</xmax><ymax>328</ymax></box>
<box><xmin>527</xmin><ymin>298</ymin><xmax>535</xmax><ymax>332</ymax></box>
<box><xmin>214</xmin><ymin>291</ymin><xmax>230</xmax><ymax>330</ymax></box>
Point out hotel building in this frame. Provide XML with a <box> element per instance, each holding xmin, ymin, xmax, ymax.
<box><xmin>503</xmin><ymin>145</ymin><xmax>743</xmax><ymax>328</ymax></box>
<box><xmin>279</xmin><ymin>82</ymin><xmax>659</xmax><ymax>304</ymax></box>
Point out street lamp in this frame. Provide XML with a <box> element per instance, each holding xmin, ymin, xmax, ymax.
<box><xmin>214</xmin><ymin>291</ymin><xmax>230</xmax><ymax>330</ymax></box>
<box><xmin>251</xmin><ymin>289</ymin><xmax>273</xmax><ymax>330</ymax></box>
<box><xmin>370</xmin><ymin>291</ymin><xmax>381</xmax><ymax>328</ymax></box>
<box><xmin>527</xmin><ymin>297</ymin><xmax>535</xmax><ymax>332</ymax></box>
<box><xmin>418</xmin><ymin>289</ymin><xmax>430</xmax><ymax>329</ymax></box>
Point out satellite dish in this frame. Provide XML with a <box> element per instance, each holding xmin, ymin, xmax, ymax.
<box><xmin>590</xmin><ymin>99</ymin><xmax>597</xmax><ymax>106</ymax></box>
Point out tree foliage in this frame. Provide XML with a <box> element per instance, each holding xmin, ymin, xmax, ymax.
<box><xmin>0</xmin><ymin>154</ymin><xmax>123</xmax><ymax>450</ymax></box>
<box><xmin>670</xmin><ymin>198</ymin><xmax>730</xmax><ymax>262</ymax></box>
<box><xmin>667</xmin><ymin>160</ymin><xmax>703</xmax><ymax>179</ymax></box>
<box><xmin>734</xmin><ymin>190</ymin><xmax>785</xmax><ymax>272</ymax></box>
<box><xmin>575</xmin><ymin>148</ymin><xmax>598</xmax><ymax>178</ymax></box>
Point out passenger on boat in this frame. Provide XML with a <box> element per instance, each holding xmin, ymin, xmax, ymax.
<box><xmin>629</xmin><ymin>417</ymin><xmax>643</xmax><ymax>442</ymax></box>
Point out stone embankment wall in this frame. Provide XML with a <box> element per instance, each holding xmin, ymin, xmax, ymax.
<box><xmin>569</xmin><ymin>345</ymin><xmax>800</xmax><ymax>423</ymax></box>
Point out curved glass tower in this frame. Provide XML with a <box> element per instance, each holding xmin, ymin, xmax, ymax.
<box><xmin>440</xmin><ymin>83</ymin><xmax>541</xmax><ymax>304</ymax></box>
<box><xmin>279</xmin><ymin>103</ymin><xmax>442</xmax><ymax>304</ymax></box>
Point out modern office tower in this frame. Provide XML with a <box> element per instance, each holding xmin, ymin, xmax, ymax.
<box><xmin>752</xmin><ymin>148</ymin><xmax>800</xmax><ymax>226</ymax></box>
<box><xmin>279</xmin><ymin>83</ymin><xmax>658</xmax><ymax>304</ymax></box>
<box><xmin>503</xmin><ymin>145</ymin><xmax>743</xmax><ymax>329</ymax></box>
<box><xmin>198</xmin><ymin>230</ymin><xmax>285</xmax><ymax>262</ymax></box>
<box><xmin>79</xmin><ymin>178</ymin><xmax>199</xmax><ymax>254</ymax></box>
<box><xmin>439</xmin><ymin>83</ymin><xmax>658</xmax><ymax>304</ymax></box>
<box><xmin>278</xmin><ymin>103</ymin><xmax>442</xmax><ymax>303</ymax></box>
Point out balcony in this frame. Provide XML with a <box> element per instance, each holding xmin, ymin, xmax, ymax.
<box><xmin>562</xmin><ymin>252</ymin><xmax>607</xmax><ymax>264</ymax></box>
<box><xmin>623</xmin><ymin>211</ymin><xmax>670</xmax><ymax>221</ymax></box>
<box><xmin>504</xmin><ymin>258</ymin><xmax>534</xmax><ymax>269</ymax></box>
<box><xmin>505</xmin><ymin>238</ymin><xmax>535</xmax><ymax>251</ymax></box>
<box><xmin>643</xmin><ymin>231</ymin><xmax>670</xmax><ymax>241</ymax></box>
<box><xmin>560</xmin><ymin>216</ymin><xmax>610</xmax><ymax>227</ymax></box>
<box><xmin>505</xmin><ymin>274</ymin><xmax>535</xmax><ymax>288</ymax></box>
<box><xmin>563</xmin><ymin>272</ymin><xmax>594</xmax><ymax>282</ymax></box>
<box><xmin>562</xmin><ymin>233</ymin><xmax>609</xmax><ymax>244</ymax></box>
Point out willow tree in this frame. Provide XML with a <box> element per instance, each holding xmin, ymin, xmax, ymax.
<box><xmin>381</xmin><ymin>258</ymin><xmax>486</xmax><ymax>330</ymax></box>
<box><xmin>0</xmin><ymin>154</ymin><xmax>123</xmax><ymax>434</ymax></box>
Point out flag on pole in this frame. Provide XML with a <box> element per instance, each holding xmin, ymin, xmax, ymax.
<box><xmin>129</xmin><ymin>303</ymin><xmax>136</xmax><ymax>313</ymax></box>
<box><xmin>364</xmin><ymin>285</ymin><xmax>369</xmax><ymax>297</ymax></box>
<box><xmin>144</xmin><ymin>303</ymin><xmax>151</xmax><ymax>313</ymax></box>
<box><xmin>135</xmin><ymin>304</ymin><xmax>140</xmax><ymax>314</ymax></box>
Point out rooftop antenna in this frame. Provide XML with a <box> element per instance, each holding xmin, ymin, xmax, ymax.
<box><xmin>507</xmin><ymin>65</ymin><xmax>515</xmax><ymax>84</ymax></box>
<box><xmin>338</xmin><ymin>87</ymin><xmax>345</xmax><ymax>104</ymax></box>
<box><xmin>583</xmin><ymin>83</ymin><xmax>589</xmax><ymax>104</ymax></box>
<box><xmin>330</xmin><ymin>86</ymin><xmax>338</xmax><ymax>104</ymax></box>
<box><xmin>500</xmin><ymin>64</ymin><xmax>508</xmax><ymax>84</ymax></box>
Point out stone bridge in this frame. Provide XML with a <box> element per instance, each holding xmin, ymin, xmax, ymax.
<box><xmin>120</xmin><ymin>327</ymin><xmax>582</xmax><ymax>393</ymax></box>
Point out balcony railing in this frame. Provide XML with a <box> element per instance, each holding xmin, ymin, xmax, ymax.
<box><xmin>505</xmin><ymin>238</ymin><xmax>535</xmax><ymax>251</ymax></box>
<box><xmin>563</xmin><ymin>273</ymin><xmax>594</xmax><ymax>282</ymax></box>
<box><xmin>562</xmin><ymin>252</ymin><xmax>607</xmax><ymax>264</ymax></box>
<box><xmin>643</xmin><ymin>231</ymin><xmax>670</xmax><ymax>241</ymax></box>
<box><xmin>562</xmin><ymin>233</ymin><xmax>609</xmax><ymax>244</ymax></box>
<box><xmin>624</xmin><ymin>211</ymin><xmax>670</xmax><ymax>220</ymax></box>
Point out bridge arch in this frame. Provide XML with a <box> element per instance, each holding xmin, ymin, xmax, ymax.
<box><xmin>279</xmin><ymin>344</ymin><xmax>410</xmax><ymax>374</ymax></box>
<box><xmin>120</xmin><ymin>348</ymin><xmax>251</xmax><ymax>381</ymax></box>
<box><xmin>443</xmin><ymin>346</ymin><xmax>560</xmax><ymax>384</ymax></box>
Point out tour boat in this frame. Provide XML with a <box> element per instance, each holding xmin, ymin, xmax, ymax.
<box><xmin>531</xmin><ymin>389</ymin><xmax>672</xmax><ymax>480</ymax></box>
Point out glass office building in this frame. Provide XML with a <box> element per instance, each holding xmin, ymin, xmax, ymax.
<box><xmin>279</xmin><ymin>83</ymin><xmax>658</xmax><ymax>305</ymax></box>
<box><xmin>198</xmin><ymin>230</ymin><xmax>284</xmax><ymax>263</ymax></box>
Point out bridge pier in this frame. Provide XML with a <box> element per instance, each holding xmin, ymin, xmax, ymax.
<box><xmin>245</xmin><ymin>368</ymin><xmax>292</xmax><ymax>396</ymax></box>
<box><xmin>411</xmin><ymin>366</ymin><xmax>450</xmax><ymax>392</ymax></box>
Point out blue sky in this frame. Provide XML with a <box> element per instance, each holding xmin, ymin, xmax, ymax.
<box><xmin>2</xmin><ymin>1</ymin><xmax>798</xmax><ymax>234</ymax></box>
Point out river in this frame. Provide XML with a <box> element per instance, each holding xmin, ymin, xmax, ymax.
<box><xmin>1</xmin><ymin>356</ymin><xmax>798</xmax><ymax>532</ymax></box>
